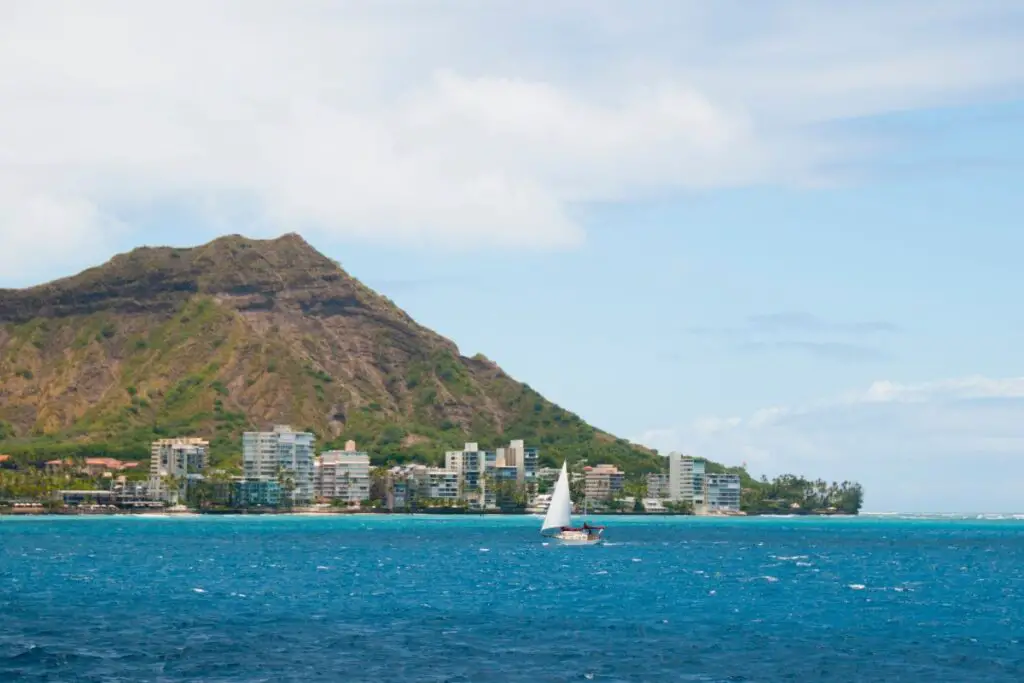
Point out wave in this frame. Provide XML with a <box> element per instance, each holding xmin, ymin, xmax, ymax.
<box><xmin>861</xmin><ymin>512</ymin><xmax>1024</xmax><ymax>521</ymax></box>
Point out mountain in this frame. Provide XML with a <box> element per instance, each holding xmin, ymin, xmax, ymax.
<box><xmin>0</xmin><ymin>233</ymin><xmax>680</xmax><ymax>477</ymax></box>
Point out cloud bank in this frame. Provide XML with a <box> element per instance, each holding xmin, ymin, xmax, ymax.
<box><xmin>1</xmin><ymin>1</ymin><xmax>1023</xmax><ymax>280</ymax></box>
<box><xmin>686</xmin><ymin>311</ymin><xmax>901</xmax><ymax>362</ymax></box>
<box><xmin>637</xmin><ymin>375</ymin><xmax>1024</xmax><ymax>512</ymax></box>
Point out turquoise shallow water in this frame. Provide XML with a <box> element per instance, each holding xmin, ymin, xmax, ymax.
<box><xmin>2</xmin><ymin>515</ymin><xmax>1024</xmax><ymax>682</ymax></box>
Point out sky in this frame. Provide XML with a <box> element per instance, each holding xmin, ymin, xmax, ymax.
<box><xmin>1</xmin><ymin>0</ymin><xmax>1023</xmax><ymax>512</ymax></box>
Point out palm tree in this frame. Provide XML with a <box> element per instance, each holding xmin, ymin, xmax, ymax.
<box><xmin>161</xmin><ymin>474</ymin><xmax>183</xmax><ymax>505</ymax></box>
<box><xmin>369</xmin><ymin>467</ymin><xmax>389</xmax><ymax>507</ymax></box>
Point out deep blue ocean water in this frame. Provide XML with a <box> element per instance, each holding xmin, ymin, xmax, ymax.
<box><xmin>2</xmin><ymin>515</ymin><xmax>1024</xmax><ymax>682</ymax></box>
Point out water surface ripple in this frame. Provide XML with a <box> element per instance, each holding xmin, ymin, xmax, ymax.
<box><xmin>2</xmin><ymin>515</ymin><xmax>1023</xmax><ymax>682</ymax></box>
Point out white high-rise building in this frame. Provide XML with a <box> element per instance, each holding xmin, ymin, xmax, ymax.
<box><xmin>242</xmin><ymin>425</ymin><xmax>315</xmax><ymax>504</ymax></box>
<box><xmin>668</xmin><ymin>452</ymin><xmax>705</xmax><ymax>506</ymax></box>
<box><xmin>315</xmin><ymin>440</ymin><xmax>371</xmax><ymax>505</ymax></box>
<box><xmin>149</xmin><ymin>437</ymin><xmax>208</xmax><ymax>502</ymax></box>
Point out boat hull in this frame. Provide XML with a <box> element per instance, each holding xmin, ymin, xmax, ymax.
<box><xmin>553</xmin><ymin>535</ymin><xmax>603</xmax><ymax>546</ymax></box>
<box><xmin>549</xmin><ymin>529</ymin><xmax>604</xmax><ymax>546</ymax></box>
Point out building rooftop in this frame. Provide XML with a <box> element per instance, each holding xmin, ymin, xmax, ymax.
<box><xmin>152</xmin><ymin>437</ymin><xmax>209</xmax><ymax>447</ymax></box>
<box><xmin>85</xmin><ymin>457</ymin><xmax>138</xmax><ymax>470</ymax></box>
<box><xmin>584</xmin><ymin>464</ymin><xmax>624</xmax><ymax>474</ymax></box>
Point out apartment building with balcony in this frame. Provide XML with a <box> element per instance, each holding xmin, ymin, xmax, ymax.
<box><xmin>315</xmin><ymin>440</ymin><xmax>371</xmax><ymax>505</ymax></box>
<box><xmin>703</xmin><ymin>473</ymin><xmax>742</xmax><ymax>513</ymax></box>
<box><xmin>242</xmin><ymin>425</ymin><xmax>315</xmax><ymax>504</ymax></box>
<box><xmin>583</xmin><ymin>464</ymin><xmax>625</xmax><ymax>502</ymax></box>
<box><xmin>668</xmin><ymin>452</ymin><xmax>706</xmax><ymax>507</ymax></box>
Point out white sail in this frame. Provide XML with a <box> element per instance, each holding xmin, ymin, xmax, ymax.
<box><xmin>541</xmin><ymin>461</ymin><xmax>573</xmax><ymax>533</ymax></box>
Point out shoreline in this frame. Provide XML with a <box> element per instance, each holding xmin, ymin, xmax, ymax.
<box><xmin>0</xmin><ymin>506</ymin><xmax>853</xmax><ymax>518</ymax></box>
<box><xmin>6</xmin><ymin>511</ymin><xmax>1024</xmax><ymax>522</ymax></box>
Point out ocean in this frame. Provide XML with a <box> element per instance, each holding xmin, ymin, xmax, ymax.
<box><xmin>2</xmin><ymin>514</ymin><xmax>1023</xmax><ymax>682</ymax></box>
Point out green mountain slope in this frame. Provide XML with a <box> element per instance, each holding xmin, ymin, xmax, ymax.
<box><xmin>0</xmin><ymin>234</ymin><xmax>669</xmax><ymax>475</ymax></box>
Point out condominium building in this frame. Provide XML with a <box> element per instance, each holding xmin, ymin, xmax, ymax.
<box><xmin>315</xmin><ymin>440</ymin><xmax>371</xmax><ymax>505</ymax></box>
<box><xmin>704</xmin><ymin>473</ymin><xmax>742</xmax><ymax>512</ymax></box>
<box><xmin>428</xmin><ymin>468</ymin><xmax>460</xmax><ymax>501</ymax></box>
<box><xmin>445</xmin><ymin>442</ymin><xmax>487</xmax><ymax>507</ymax></box>
<box><xmin>242</xmin><ymin>425</ymin><xmax>315</xmax><ymax>504</ymax></box>
<box><xmin>494</xmin><ymin>439</ymin><xmax>539</xmax><ymax>483</ymax></box>
<box><xmin>584</xmin><ymin>464</ymin><xmax>625</xmax><ymax>502</ymax></box>
<box><xmin>444</xmin><ymin>440</ymin><xmax>541</xmax><ymax>509</ymax></box>
<box><xmin>646</xmin><ymin>473</ymin><xmax>670</xmax><ymax>500</ymax></box>
<box><xmin>148</xmin><ymin>437</ymin><xmax>208</xmax><ymax>502</ymax></box>
<box><xmin>668</xmin><ymin>452</ymin><xmax>705</xmax><ymax>506</ymax></box>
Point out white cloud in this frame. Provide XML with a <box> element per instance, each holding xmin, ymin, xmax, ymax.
<box><xmin>1</xmin><ymin>1</ymin><xmax>1022</xmax><ymax>280</ymax></box>
<box><xmin>851</xmin><ymin>376</ymin><xmax>1024</xmax><ymax>404</ymax></box>
<box><xmin>638</xmin><ymin>374</ymin><xmax>1024</xmax><ymax>513</ymax></box>
<box><xmin>692</xmin><ymin>416</ymin><xmax>743</xmax><ymax>435</ymax></box>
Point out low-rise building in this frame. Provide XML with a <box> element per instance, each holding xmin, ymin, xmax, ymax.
<box><xmin>536</xmin><ymin>466</ymin><xmax>561</xmax><ymax>483</ymax></box>
<box><xmin>45</xmin><ymin>457</ymin><xmax>141</xmax><ymax>477</ymax></box>
<box><xmin>584</xmin><ymin>464</ymin><xmax>625</xmax><ymax>502</ymax></box>
<box><xmin>646</xmin><ymin>473</ymin><xmax>670</xmax><ymax>499</ymax></box>
<box><xmin>315</xmin><ymin>440</ymin><xmax>371</xmax><ymax>505</ymax></box>
<box><xmin>231</xmin><ymin>478</ymin><xmax>281</xmax><ymax>507</ymax></box>
<box><xmin>85</xmin><ymin>458</ymin><xmax>140</xmax><ymax>476</ymax></box>
<box><xmin>384</xmin><ymin>465</ymin><xmax>426</xmax><ymax>509</ymax></box>
<box><xmin>643</xmin><ymin>498</ymin><xmax>667</xmax><ymax>513</ymax></box>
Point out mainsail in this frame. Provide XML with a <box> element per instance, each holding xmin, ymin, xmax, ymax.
<box><xmin>541</xmin><ymin>461</ymin><xmax>573</xmax><ymax>533</ymax></box>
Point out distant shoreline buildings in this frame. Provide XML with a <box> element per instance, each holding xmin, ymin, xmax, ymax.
<box><xmin>663</xmin><ymin>452</ymin><xmax>742</xmax><ymax>514</ymax></box>
<box><xmin>2</xmin><ymin>425</ymin><xmax>750</xmax><ymax>516</ymax></box>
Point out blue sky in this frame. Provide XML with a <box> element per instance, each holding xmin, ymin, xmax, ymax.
<box><xmin>1</xmin><ymin>1</ymin><xmax>1023</xmax><ymax>511</ymax></box>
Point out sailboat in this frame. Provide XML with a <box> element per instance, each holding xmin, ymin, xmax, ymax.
<box><xmin>540</xmin><ymin>461</ymin><xmax>605</xmax><ymax>545</ymax></box>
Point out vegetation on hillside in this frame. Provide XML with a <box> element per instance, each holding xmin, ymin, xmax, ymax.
<box><xmin>1</xmin><ymin>233</ymin><xmax>859</xmax><ymax>503</ymax></box>
<box><xmin>0</xmin><ymin>234</ymin><xmax>673</xmax><ymax>478</ymax></box>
